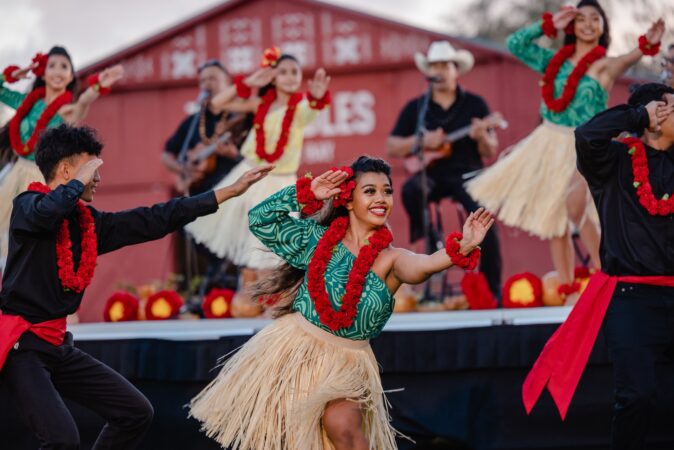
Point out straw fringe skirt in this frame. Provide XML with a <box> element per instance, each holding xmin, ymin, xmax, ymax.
<box><xmin>185</xmin><ymin>159</ymin><xmax>295</xmax><ymax>269</ymax></box>
<box><xmin>189</xmin><ymin>313</ymin><xmax>398</xmax><ymax>450</ymax></box>
<box><xmin>0</xmin><ymin>158</ymin><xmax>44</xmax><ymax>270</ymax></box>
<box><xmin>466</xmin><ymin>121</ymin><xmax>598</xmax><ymax>239</ymax></box>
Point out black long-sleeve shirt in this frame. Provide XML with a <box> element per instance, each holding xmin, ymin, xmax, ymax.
<box><xmin>0</xmin><ymin>180</ymin><xmax>218</xmax><ymax>323</ymax></box>
<box><xmin>575</xmin><ymin>105</ymin><xmax>674</xmax><ymax>276</ymax></box>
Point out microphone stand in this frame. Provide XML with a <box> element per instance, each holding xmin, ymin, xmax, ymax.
<box><xmin>176</xmin><ymin>92</ymin><xmax>207</xmax><ymax>300</ymax></box>
<box><xmin>412</xmin><ymin>81</ymin><xmax>436</xmax><ymax>302</ymax></box>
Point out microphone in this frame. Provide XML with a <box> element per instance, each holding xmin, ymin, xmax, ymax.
<box><xmin>196</xmin><ymin>90</ymin><xmax>209</xmax><ymax>103</ymax></box>
<box><xmin>425</xmin><ymin>75</ymin><xmax>442</xmax><ymax>83</ymax></box>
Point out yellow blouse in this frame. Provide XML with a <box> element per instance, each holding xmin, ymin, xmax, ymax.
<box><xmin>241</xmin><ymin>97</ymin><xmax>321</xmax><ymax>174</ymax></box>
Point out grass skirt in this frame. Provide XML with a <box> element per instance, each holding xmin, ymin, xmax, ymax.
<box><xmin>0</xmin><ymin>158</ymin><xmax>44</xmax><ymax>270</ymax></box>
<box><xmin>185</xmin><ymin>159</ymin><xmax>295</xmax><ymax>269</ymax></box>
<box><xmin>189</xmin><ymin>313</ymin><xmax>398</xmax><ymax>450</ymax></box>
<box><xmin>466</xmin><ymin>121</ymin><xmax>597</xmax><ymax>239</ymax></box>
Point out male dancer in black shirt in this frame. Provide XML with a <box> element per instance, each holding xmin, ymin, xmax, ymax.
<box><xmin>523</xmin><ymin>83</ymin><xmax>674</xmax><ymax>450</ymax></box>
<box><xmin>0</xmin><ymin>124</ymin><xmax>271</xmax><ymax>449</ymax></box>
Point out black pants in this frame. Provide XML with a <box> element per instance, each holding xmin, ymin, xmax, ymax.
<box><xmin>603</xmin><ymin>283</ymin><xmax>674</xmax><ymax>450</ymax></box>
<box><xmin>401</xmin><ymin>171</ymin><xmax>502</xmax><ymax>295</ymax></box>
<box><xmin>2</xmin><ymin>331</ymin><xmax>153</xmax><ymax>449</ymax></box>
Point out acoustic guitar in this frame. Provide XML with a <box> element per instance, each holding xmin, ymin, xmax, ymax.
<box><xmin>403</xmin><ymin>112</ymin><xmax>508</xmax><ymax>175</ymax></box>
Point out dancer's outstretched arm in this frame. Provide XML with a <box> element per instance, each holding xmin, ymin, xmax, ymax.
<box><xmin>389</xmin><ymin>208</ymin><xmax>494</xmax><ymax>285</ymax></box>
<box><xmin>60</xmin><ymin>65</ymin><xmax>125</xmax><ymax>124</ymax></box>
<box><xmin>209</xmin><ymin>67</ymin><xmax>277</xmax><ymax>113</ymax></box>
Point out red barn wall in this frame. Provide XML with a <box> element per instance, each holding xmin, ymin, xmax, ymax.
<box><xmin>75</xmin><ymin>0</ymin><xmax>635</xmax><ymax>322</ymax></box>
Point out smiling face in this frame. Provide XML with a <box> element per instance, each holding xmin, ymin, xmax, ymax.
<box><xmin>347</xmin><ymin>172</ymin><xmax>393</xmax><ymax>229</ymax></box>
<box><xmin>274</xmin><ymin>58</ymin><xmax>302</xmax><ymax>94</ymax></box>
<box><xmin>44</xmin><ymin>54</ymin><xmax>74</xmax><ymax>92</ymax></box>
<box><xmin>573</xmin><ymin>5</ymin><xmax>605</xmax><ymax>45</ymax></box>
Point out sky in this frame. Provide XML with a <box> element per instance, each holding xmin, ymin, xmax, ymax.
<box><xmin>0</xmin><ymin>0</ymin><xmax>471</xmax><ymax>70</ymax></box>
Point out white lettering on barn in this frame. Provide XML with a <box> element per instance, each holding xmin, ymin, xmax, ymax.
<box><xmin>305</xmin><ymin>90</ymin><xmax>376</xmax><ymax>138</ymax></box>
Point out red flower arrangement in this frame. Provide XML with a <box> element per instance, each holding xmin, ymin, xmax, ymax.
<box><xmin>86</xmin><ymin>73</ymin><xmax>111</xmax><ymax>96</ymax></box>
<box><xmin>261</xmin><ymin>47</ymin><xmax>282</xmax><ymax>68</ymax></box>
<box><xmin>145</xmin><ymin>289</ymin><xmax>184</xmax><ymax>320</ymax></box>
<box><xmin>461</xmin><ymin>272</ymin><xmax>497</xmax><ymax>310</ymax></box>
<box><xmin>541</xmin><ymin>44</ymin><xmax>606</xmax><ymax>113</ymax></box>
<box><xmin>621</xmin><ymin>137</ymin><xmax>674</xmax><ymax>216</ymax></box>
<box><xmin>2</xmin><ymin>65</ymin><xmax>20</xmax><ymax>83</ymax></box>
<box><xmin>541</xmin><ymin>13</ymin><xmax>558</xmax><ymax>39</ymax></box>
<box><xmin>502</xmin><ymin>272</ymin><xmax>543</xmax><ymax>308</ymax></box>
<box><xmin>103</xmin><ymin>292</ymin><xmax>140</xmax><ymax>322</ymax></box>
<box><xmin>296</xmin><ymin>167</ymin><xmax>355</xmax><ymax>215</ymax></box>
<box><xmin>31</xmin><ymin>52</ymin><xmax>48</xmax><ymax>77</ymax></box>
<box><xmin>638</xmin><ymin>35</ymin><xmax>660</xmax><ymax>56</ymax></box>
<box><xmin>202</xmin><ymin>288</ymin><xmax>235</xmax><ymax>319</ymax></box>
<box><xmin>253</xmin><ymin>88</ymin><xmax>303</xmax><ymax>163</ymax></box>
<box><xmin>307</xmin><ymin>216</ymin><xmax>392</xmax><ymax>331</ymax></box>
<box><xmin>445</xmin><ymin>232</ymin><xmax>480</xmax><ymax>270</ymax></box>
<box><xmin>28</xmin><ymin>182</ymin><xmax>98</xmax><ymax>293</ymax></box>
<box><xmin>9</xmin><ymin>87</ymin><xmax>73</xmax><ymax>157</ymax></box>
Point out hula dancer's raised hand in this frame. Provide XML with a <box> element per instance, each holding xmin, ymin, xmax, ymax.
<box><xmin>9</xmin><ymin>63</ymin><xmax>37</xmax><ymax>81</ymax></box>
<box><xmin>553</xmin><ymin>7</ymin><xmax>578</xmax><ymax>31</ymax></box>
<box><xmin>307</xmin><ymin>68</ymin><xmax>330</xmax><ymax>99</ymax></box>
<box><xmin>645</xmin><ymin>18</ymin><xmax>665</xmax><ymax>46</ymax></box>
<box><xmin>460</xmin><ymin>207</ymin><xmax>495</xmax><ymax>252</ymax></box>
<box><xmin>99</xmin><ymin>64</ymin><xmax>125</xmax><ymax>88</ymax></box>
<box><xmin>310</xmin><ymin>169</ymin><xmax>348</xmax><ymax>201</ymax></box>
<box><xmin>244</xmin><ymin>67</ymin><xmax>278</xmax><ymax>88</ymax></box>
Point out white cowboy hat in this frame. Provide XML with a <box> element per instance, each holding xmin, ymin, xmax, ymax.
<box><xmin>414</xmin><ymin>41</ymin><xmax>475</xmax><ymax>74</ymax></box>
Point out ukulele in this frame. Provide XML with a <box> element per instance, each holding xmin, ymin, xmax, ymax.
<box><xmin>175</xmin><ymin>131</ymin><xmax>233</xmax><ymax>194</ymax></box>
<box><xmin>403</xmin><ymin>112</ymin><xmax>508</xmax><ymax>175</ymax></box>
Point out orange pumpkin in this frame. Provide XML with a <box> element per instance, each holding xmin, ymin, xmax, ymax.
<box><xmin>541</xmin><ymin>271</ymin><xmax>564</xmax><ymax>306</ymax></box>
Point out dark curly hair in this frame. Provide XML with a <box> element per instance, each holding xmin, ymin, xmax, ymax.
<box><xmin>35</xmin><ymin>124</ymin><xmax>103</xmax><ymax>182</ymax></box>
<box><xmin>249</xmin><ymin>156</ymin><xmax>393</xmax><ymax>317</ymax></box>
<box><xmin>628</xmin><ymin>83</ymin><xmax>674</xmax><ymax>107</ymax></box>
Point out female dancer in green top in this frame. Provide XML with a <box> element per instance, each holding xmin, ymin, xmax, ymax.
<box><xmin>190</xmin><ymin>156</ymin><xmax>494</xmax><ymax>450</ymax></box>
<box><xmin>467</xmin><ymin>0</ymin><xmax>664</xmax><ymax>302</ymax></box>
<box><xmin>0</xmin><ymin>46</ymin><xmax>123</xmax><ymax>270</ymax></box>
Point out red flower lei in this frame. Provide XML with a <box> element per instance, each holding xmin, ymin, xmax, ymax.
<box><xmin>541</xmin><ymin>44</ymin><xmax>606</xmax><ymax>113</ymax></box>
<box><xmin>621</xmin><ymin>137</ymin><xmax>674</xmax><ymax>216</ymax></box>
<box><xmin>445</xmin><ymin>231</ymin><xmax>480</xmax><ymax>270</ymax></box>
<box><xmin>307</xmin><ymin>216</ymin><xmax>393</xmax><ymax>331</ymax></box>
<box><xmin>27</xmin><ymin>182</ymin><xmax>98</xmax><ymax>293</ymax></box>
<box><xmin>638</xmin><ymin>35</ymin><xmax>660</xmax><ymax>56</ymax></box>
<box><xmin>254</xmin><ymin>89</ymin><xmax>303</xmax><ymax>163</ymax></box>
<box><xmin>9</xmin><ymin>87</ymin><xmax>73</xmax><ymax>157</ymax></box>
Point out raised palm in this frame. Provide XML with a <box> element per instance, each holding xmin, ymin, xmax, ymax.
<box><xmin>307</xmin><ymin>68</ymin><xmax>331</xmax><ymax>99</ymax></box>
<box><xmin>310</xmin><ymin>169</ymin><xmax>348</xmax><ymax>201</ymax></box>
<box><xmin>645</xmin><ymin>19</ymin><xmax>665</xmax><ymax>45</ymax></box>
<box><xmin>99</xmin><ymin>64</ymin><xmax>125</xmax><ymax>88</ymax></box>
<box><xmin>461</xmin><ymin>208</ymin><xmax>495</xmax><ymax>250</ymax></box>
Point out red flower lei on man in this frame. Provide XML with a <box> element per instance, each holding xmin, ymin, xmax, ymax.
<box><xmin>622</xmin><ymin>137</ymin><xmax>674</xmax><ymax>216</ymax></box>
<box><xmin>27</xmin><ymin>182</ymin><xmax>98</xmax><ymax>292</ymax></box>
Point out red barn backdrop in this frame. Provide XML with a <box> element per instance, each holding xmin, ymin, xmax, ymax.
<box><xmin>74</xmin><ymin>0</ymin><xmax>636</xmax><ymax>322</ymax></box>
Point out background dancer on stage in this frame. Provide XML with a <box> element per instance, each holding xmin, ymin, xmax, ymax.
<box><xmin>185</xmin><ymin>47</ymin><xmax>331</xmax><ymax>312</ymax></box>
<box><xmin>0</xmin><ymin>124</ymin><xmax>271</xmax><ymax>449</ymax></box>
<box><xmin>467</xmin><ymin>0</ymin><xmax>664</xmax><ymax>303</ymax></box>
<box><xmin>190</xmin><ymin>156</ymin><xmax>494</xmax><ymax>450</ymax></box>
<box><xmin>0</xmin><ymin>46</ymin><xmax>123</xmax><ymax>272</ymax></box>
<box><xmin>387</xmin><ymin>40</ymin><xmax>503</xmax><ymax>296</ymax></box>
<box><xmin>523</xmin><ymin>83</ymin><xmax>674</xmax><ymax>450</ymax></box>
<box><xmin>162</xmin><ymin>59</ymin><xmax>252</xmax><ymax>291</ymax></box>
